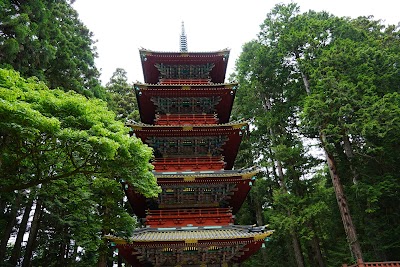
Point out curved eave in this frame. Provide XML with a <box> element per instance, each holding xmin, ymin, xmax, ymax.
<box><xmin>134</xmin><ymin>82</ymin><xmax>238</xmax><ymax>88</ymax></box>
<box><xmin>139</xmin><ymin>48</ymin><xmax>230</xmax><ymax>56</ymax></box>
<box><xmin>154</xmin><ymin>169</ymin><xmax>259</xmax><ymax>180</ymax></box>
<box><xmin>105</xmin><ymin>228</ymin><xmax>273</xmax><ymax>244</ymax></box>
<box><xmin>129</xmin><ymin>120</ymin><xmax>248</xmax><ymax>129</ymax></box>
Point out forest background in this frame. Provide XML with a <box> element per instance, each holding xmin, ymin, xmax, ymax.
<box><xmin>1</xmin><ymin>0</ymin><xmax>399</xmax><ymax>266</ymax></box>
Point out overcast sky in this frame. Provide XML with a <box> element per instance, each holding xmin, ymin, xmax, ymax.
<box><xmin>72</xmin><ymin>0</ymin><xmax>400</xmax><ymax>85</ymax></box>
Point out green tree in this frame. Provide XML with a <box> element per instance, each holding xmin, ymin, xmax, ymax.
<box><xmin>0</xmin><ymin>68</ymin><xmax>160</xmax><ymax>265</ymax></box>
<box><xmin>234</xmin><ymin>3</ymin><xmax>400</xmax><ymax>265</ymax></box>
<box><xmin>0</xmin><ymin>68</ymin><xmax>159</xmax><ymax>195</ymax></box>
<box><xmin>106</xmin><ymin>68</ymin><xmax>139</xmax><ymax>121</ymax></box>
<box><xmin>0</xmin><ymin>0</ymin><xmax>103</xmax><ymax>97</ymax></box>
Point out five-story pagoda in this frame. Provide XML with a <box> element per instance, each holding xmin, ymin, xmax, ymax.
<box><xmin>107</xmin><ymin>23</ymin><xmax>273</xmax><ymax>267</ymax></box>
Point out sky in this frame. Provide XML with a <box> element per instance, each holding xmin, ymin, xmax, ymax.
<box><xmin>72</xmin><ymin>0</ymin><xmax>400</xmax><ymax>85</ymax></box>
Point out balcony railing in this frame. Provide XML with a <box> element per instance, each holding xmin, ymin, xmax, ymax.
<box><xmin>343</xmin><ymin>260</ymin><xmax>400</xmax><ymax>267</ymax></box>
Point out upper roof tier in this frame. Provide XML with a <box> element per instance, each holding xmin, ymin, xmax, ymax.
<box><xmin>139</xmin><ymin>49</ymin><xmax>230</xmax><ymax>84</ymax></box>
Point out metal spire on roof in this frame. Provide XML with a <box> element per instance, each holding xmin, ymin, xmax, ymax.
<box><xmin>180</xmin><ymin>21</ymin><xmax>188</xmax><ymax>52</ymax></box>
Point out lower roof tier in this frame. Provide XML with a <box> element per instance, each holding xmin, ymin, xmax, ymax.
<box><xmin>107</xmin><ymin>225</ymin><xmax>273</xmax><ymax>266</ymax></box>
<box><xmin>123</xmin><ymin>169</ymin><xmax>259</xmax><ymax>218</ymax></box>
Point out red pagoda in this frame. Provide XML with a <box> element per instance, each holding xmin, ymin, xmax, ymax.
<box><xmin>107</xmin><ymin>23</ymin><xmax>273</xmax><ymax>266</ymax></box>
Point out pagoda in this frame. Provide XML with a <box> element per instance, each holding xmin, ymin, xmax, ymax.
<box><xmin>108</xmin><ymin>23</ymin><xmax>273</xmax><ymax>267</ymax></box>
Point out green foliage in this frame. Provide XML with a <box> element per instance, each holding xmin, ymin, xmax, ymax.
<box><xmin>0</xmin><ymin>68</ymin><xmax>159</xmax><ymax>196</ymax></box>
<box><xmin>106</xmin><ymin>68</ymin><xmax>139</xmax><ymax>121</ymax></box>
<box><xmin>0</xmin><ymin>68</ymin><xmax>160</xmax><ymax>265</ymax></box>
<box><xmin>0</xmin><ymin>0</ymin><xmax>103</xmax><ymax>97</ymax></box>
<box><xmin>234</xmin><ymin>2</ymin><xmax>400</xmax><ymax>265</ymax></box>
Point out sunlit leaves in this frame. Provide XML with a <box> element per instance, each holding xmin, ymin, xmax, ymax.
<box><xmin>0</xmin><ymin>68</ymin><xmax>159</xmax><ymax>196</ymax></box>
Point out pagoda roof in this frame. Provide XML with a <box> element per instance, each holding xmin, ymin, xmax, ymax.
<box><xmin>134</xmin><ymin>82</ymin><xmax>237</xmax><ymax>87</ymax></box>
<box><xmin>129</xmin><ymin>120</ymin><xmax>247</xmax><ymax>129</ymax></box>
<box><xmin>107</xmin><ymin>225</ymin><xmax>273</xmax><ymax>266</ymax></box>
<box><xmin>133</xmin><ymin>83</ymin><xmax>237</xmax><ymax>124</ymax></box>
<box><xmin>154</xmin><ymin>168</ymin><xmax>259</xmax><ymax>180</ymax></box>
<box><xmin>139</xmin><ymin>48</ymin><xmax>230</xmax><ymax>84</ymax></box>
<box><xmin>129</xmin><ymin>121</ymin><xmax>248</xmax><ymax>170</ymax></box>
<box><xmin>106</xmin><ymin>225</ymin><xmax>273</xmax><ymax>244</ymax></box>
<box><xmin>123</xmin><ymin>168</ymin><xmax>259</xmax><ymax>217</ymax></box>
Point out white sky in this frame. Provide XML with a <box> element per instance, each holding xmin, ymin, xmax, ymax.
<box><xmin>72</xmin><ymin>0</ymin><xmax>400</xmax><ymax>85</ymax></box>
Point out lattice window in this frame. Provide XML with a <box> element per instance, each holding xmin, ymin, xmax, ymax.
<box><xmin>147</xmin><ymin>136</ymin><xmax>228</xmax><ymax>157</ymax></box>
<box><xmin>135</xmin><ymin>243</ymin><xmax>245</xmax><ymax>266</ymax></box>
<box><xmin>155</xmin><ymin>63</ymin><xmax>215</xmax><ymax>79</ymax></box>
<box><xmin>151</xmin><ymin>96</ymin><xmax>221</xmax><ymax>114</ymax></box>
<box><xmin>158</xmin><ymin>183</ymin><xmax>236</xmax><ymax>207</ymax></box>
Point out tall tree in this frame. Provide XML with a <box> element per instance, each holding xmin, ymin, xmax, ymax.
<box><xmin>234</xmin><ymin>3</ymin><xmax>400</xmax><ymax>264</ymax></box>
<box><xmin>106</xmin><ymin>68</ymin><xmax>139</xmax><ymax>121</ymax></box>
<box><xmin>0</xmin><ymin>0</ymin><xmax>103</xmax><ymax>97</ymax></box>
<box><xmin>0</xmin><ymin>68</ymin><xmax>160</xmax><ymax>265</ymax></box>
<box><xmin>0</xmin><ymin>68</ymin><xmax>159</xmax><ymax>196</ymax></box>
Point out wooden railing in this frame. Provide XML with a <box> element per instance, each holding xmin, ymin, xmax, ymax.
<box><xmin>155</xmin><ymin>114</ymin><xmax>219</xmax><ymax>125</ymax></box>
<box><xmin>145</xmin><ymin>208</ymin><xmax>233</xmax><ymax>227</ymax></box>
<box><xmin>343</xmin><ymin>260</ymin><xmax>400</xmax><ymax>267</ymax></box>
<box><xmin>153</xmin><ymin>156</ymin><xmax>225</xmax><ymax>171</ymax></box>
<box><xmin>159</xmin><ymin>79</ymin><xmax>211</xmax><ymax>85</ymax></box>
<box><xmin>147</xmin><ymin>207</ymin><xmax>231</xmax><ymax>217</ymax></box>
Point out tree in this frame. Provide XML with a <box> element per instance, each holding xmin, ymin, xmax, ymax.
<box><xmin>0</xmin><ymin>68</ymin><xmax>159</xmax><ymax>196</ymax></box>
<box><xmin>106</xmin><ymin>68</ymin><xmax>139</xmax><ymax>121</ymax></box>
<box><xmin>234</xmin><ymin>3</ymin><xmax>400</xmax><ymax>264</ymax></box>
<box><xmin>0</xmin><ymin>0</ymin><xmax>103</xmax><ymax>98</ymax></box>
<box><xmin>234</xmin><ymin>38</ymin><xmax>326</xmax><ymax>266</ymax></box>
<box><xmin>0</xmin><ymin>68</ymin><xmax>160</xmax><ymax>265</ymax></box>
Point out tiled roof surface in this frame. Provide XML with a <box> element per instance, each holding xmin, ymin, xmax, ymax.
<box><xmin>139</xmin><ymin>48</ymin><xmax>230</xmax><ymax>54</ymax></box>
<box><xmin>154</xmin><ymin>168</ymin><xmax>260</xmax><ymax>179</ymax></box>
<box><xmin>106</xmin><ymin>226</ymin><xmax>273</xmax><ymax>244</ymax></box>
<box><xmin>133</xmin><ymin>82</ymin><xmax>237</xmax><ymax>87</ymax></box>
<box><xmin>127</xmin><ymin>120</ymin><xmax>248</xmax><ymax>129</ymax></box>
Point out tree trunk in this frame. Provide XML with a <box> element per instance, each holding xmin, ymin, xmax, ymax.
<box><xmin>69</xmin><ymin>243</ymin><xmax>78</xmax><ymax>267</ymax></box>
<box><xmin>117</xmin><ymin>252</ymin><xmax>123</xmax><ymax>267</ymax></box>
<box><xmin>254</xmin><ymin>197</ymin><xmax>264</xmax><ymax>226</ymax></box>
<box><xmin>254</xmin><ymin>196</ymin><xmax>269</xmax><ymax>263</ymax></box>
<box><xmin>310</xmin><ymin>234</ymin><xmax>325</xmax><ymax>267</ymax></box>
<box><xmin>97</xmin><ymin>251</ymin><xmax>107</xmax><ymax>267</ymax></box>
<box><xmin>342</xmin><ymin>134</ymin><xmax>360</xmax><ymax>184</ymax></box>
<box><xmin>291</xmin><ymin>231</ymin><xmax>305</xmax><ymax>267</ymax></box>
<box><xmin>299</xmin><ymin>67</ymin><xmax>363</xmax><ymax>261</ymax></box>
<box><xmin>22</xmin><ymin>198</ymin><xmax>43</xmax><ymax>267</ymax></box>
<box><xmin>0</xmin><ymin>193</ymin><xmax>21</xmax><ymax>262</ymax></box>
<box><xmin>59</xmin><ymin>240</ymin><xmax>66</xmax><ymax>267</ymax></box>
<box><xmin>321</xmin><ymin>133</ymin><xmax>363</xmax><ymax>261</ymax></box>
<box><xmin>9</xmin><ymin>196</ymin><xmax>34</xmax><ymax>266</ymax></box>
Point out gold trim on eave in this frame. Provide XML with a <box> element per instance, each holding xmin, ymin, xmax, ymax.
<box><xmin>253</xmin><ymin>230</ymin><xmax>274</xmax><ymax>241</ymax></box>
<box><xmin>132</xmin><ymin>126</ymin><xmax>142</xmax><ymax>130</ymax></box>
<box><xmin>183</xmin><ymin>176</ymin><xmax>196</xmax><ymax>182</ymax></box>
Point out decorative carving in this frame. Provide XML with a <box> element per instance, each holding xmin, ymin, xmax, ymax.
<box><xmin>158</xmin><ymin>183</ymin><xmax>236</xmax><ymax>208</ymax></box>
<box><xmin>147</xmin><ymin>136</ymin><xmax>228</xmax><ymax>157</ymax></box>
<box><xmin>134</xmin><ymin>243</ymin><xmax>244</xmax><ymax>267</ymax></box>
<box><xmin>155</xmin><ymin>63</ymin><xmax>215</xmax><ymax>80</ymax></box>
<box><xmin>151</xmin><ymin>96</ymin><xmax>221</xmax><ymax>114</ymax></box>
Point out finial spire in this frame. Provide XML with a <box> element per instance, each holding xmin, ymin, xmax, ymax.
<box><xmin>180</xmin><ymin>21</ymin><xmax>188</xmax><ymax>52</ymax></box>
